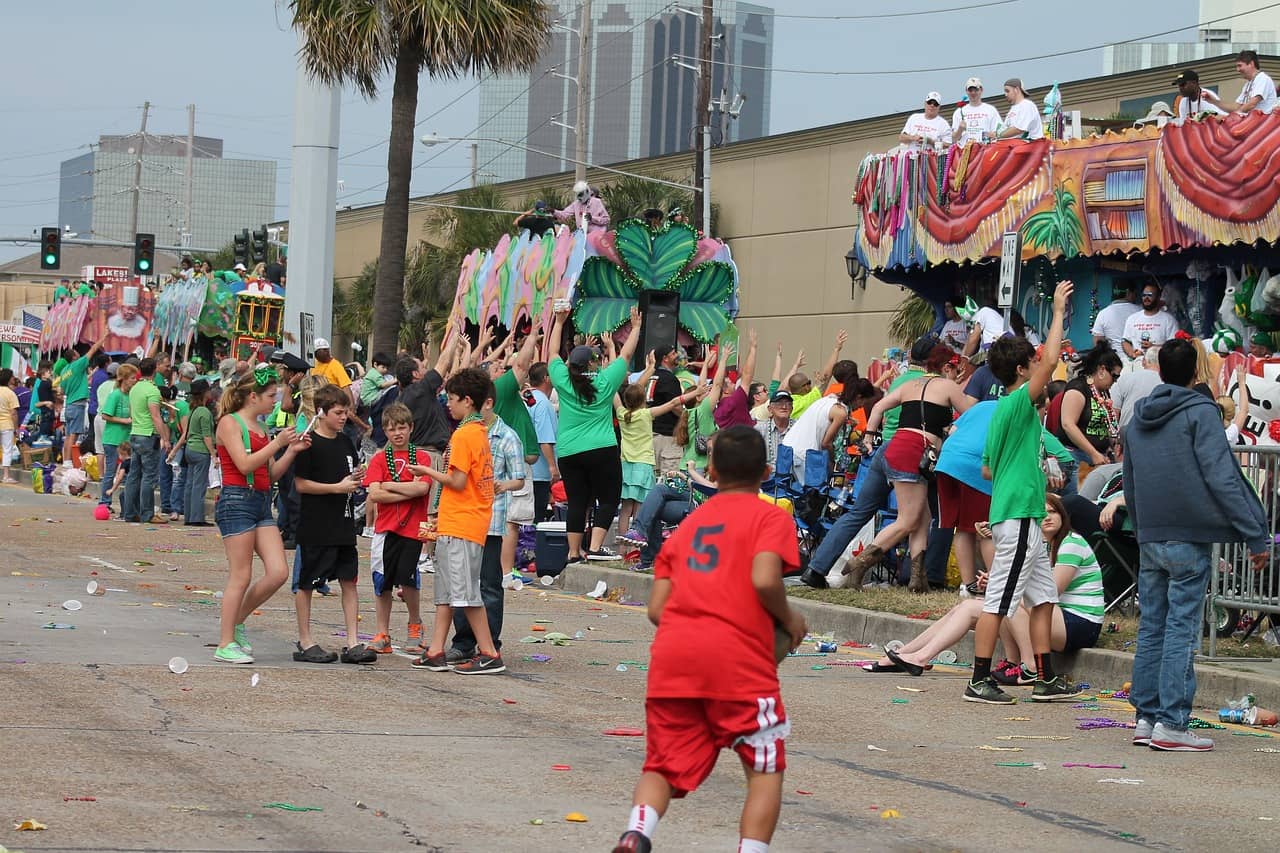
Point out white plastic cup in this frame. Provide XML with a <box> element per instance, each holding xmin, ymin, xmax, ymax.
<box><xmin>86</xmin><ymin>581</ymin><xmax>104</xmax><ymax>596</ymax></box>
<box><xmin>62</xmin><ymin>599</ymin><xmax>83</xmax><ymax>611</ymax></box>
<box><xmin>168</xmin><ymin>656</ymin><xmax>189</xmax><ymax>674</ymax></box>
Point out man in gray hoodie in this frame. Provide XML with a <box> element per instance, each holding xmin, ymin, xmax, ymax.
<box><xmin>1122</xmin><ymin>338</ymin><xmax>1268</xmax><ymax>752</ymax></box>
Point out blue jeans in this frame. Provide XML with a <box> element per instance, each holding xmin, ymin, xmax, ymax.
<box><xmin>184</xmin><ymin>451</ymin><xmax>211</xmax><ymax>524</ymax></box>
<box><xmin>451</xmin><ymin>535</ymin><xmax>505</xmax><ymax>655</ymax></box>
<box><xmin>99</xmin><ymin>443</ymin><xmax>119</xmax><ymax>508</ymax></box>
<box><xmin>1058</xmin><ymin>453</ymin><xmax>1082</xmax><ymax>498</ymax></box>
<box><xmin>123</xmin><ymin>436</ymin><xmax>159</xmax><ymax>521</ymax></box>
<box><xmin>1130</xmin><ymin>541</ymin><xmax>1212</xmax><ymax>730</ymax></box>
<box><xmin>636</xmin><ymin>484</ymin><xmax>692</xmax><ymax>565</ymax></box>
<box><xmin>158</xmin><ymin>449</ymin><xmax>174</xmax><ymax>514</ymax></box>
<box><xmin>809</xmin><ymin>449</ymin><xmax>892</xmax><ymax>574</ymax></box>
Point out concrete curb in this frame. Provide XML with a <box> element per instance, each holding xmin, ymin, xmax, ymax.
<box><xmin>555</xmin><ymin>562</ymin><xmax>1280</xmax><ymax>709</ymax></box>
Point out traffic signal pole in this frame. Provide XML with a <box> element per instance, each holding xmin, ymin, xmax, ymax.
<box><xmin>128</xmin><ymin>101</ymin><xmax>151</xmax><ymax>241</ymax></box>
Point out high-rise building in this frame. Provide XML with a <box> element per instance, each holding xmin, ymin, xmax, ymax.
<box><xmin>1103</xmin><ymin>0</ymin><xmax>1279</xmax><ymax>74</ymax></box>
<box><xmin>475</xmin><ymin>0</ymin><xmax>773</xmax><ymax>184</ymax></box>
<box><xmin>59</xmin><ymin>134</ymin><xmax>276</xmax><ymax>251</ymax></box>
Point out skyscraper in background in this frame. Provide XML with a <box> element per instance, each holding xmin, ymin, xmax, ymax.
<box><xmin>1103</xmin><ymin>0</ymin><xmax>1278</xmax><ymax>73</ymax></box>
<box><xmin>476</xmin><ymin>0</ymin><xmax>774</xmax><ymax>184</ymax></box>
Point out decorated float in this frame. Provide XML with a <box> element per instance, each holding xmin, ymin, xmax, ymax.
<box><xmin>852</xmin><ymin>109</ymin><xmax>1280</xmax><ymax>444</ymax></box>
<box><xmin>443</xmin><ymin>219</ymin><xmax>739</xmax><ymax>354</ymax></box>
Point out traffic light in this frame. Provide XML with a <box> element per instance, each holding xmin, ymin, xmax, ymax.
<box><xmin>133</xmin><ymin>233</ymin><xmax>155</xmax><ymax>275</ymax></box>
<box><xmin>251</xmin><ymin>226</ymin><xmax>268</xmax><ymax>264</ymax></box>
<box><xmin>233</xmin><ymin>229</ymin><xmax>250</xmax><ymax>267</ymax></box>
<box><xmin>40</xmin><ymin>227</ymin><xmax>61</xmax><ymax>270</ymax></box>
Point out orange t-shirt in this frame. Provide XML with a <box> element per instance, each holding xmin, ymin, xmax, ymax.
<box><xmin>436</xmin><ymin>420</ymin><xmax>494</xmax><ymax>545</ymax></box>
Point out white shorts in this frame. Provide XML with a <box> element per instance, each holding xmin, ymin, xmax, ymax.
<box><xmin>369</xmin><ymin>531</ymin><xmax>386</xmax><ymax>576</ymax></box>
<box><xmin>506</xmin><ymin>466</ymin><xmax>535</xmax><ymax>526</ymax></box>
<box><xmin>983</xmin><ymin>517</ymin><xmax>1058</xmax><ymax>617</ymax></box>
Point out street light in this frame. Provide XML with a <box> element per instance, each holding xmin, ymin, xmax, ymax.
<box><xmin>419</xmin><ymin>133</ymin><xmax>695</xmax><ymax>191</ymax></box>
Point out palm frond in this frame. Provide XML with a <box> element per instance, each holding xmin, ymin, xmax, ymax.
<box><xmin>887</xmin><ymin>295</ymin><xmax>937</xmax><ymax>346</ymax></box>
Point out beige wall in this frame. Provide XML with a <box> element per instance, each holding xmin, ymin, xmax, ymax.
<box><xmin>325</xmin><ymin>54</ymin><xmax>1261</xmax><ymax>370</ymax></box>
<box><xmin>1</xmin><ymin>282</ymin><xmax>56</xmax><ymax>324</ymax></box>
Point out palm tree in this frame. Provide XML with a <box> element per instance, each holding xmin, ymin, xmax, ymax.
<box><xmin>597</xmin><ymin>173</ymin><xmax>718</xmax><ymax>232</ymax></box>
<box><xmin>291</xmin><ymin>0</ymin><xmax>553</xmax><ymax>355</ymax></box>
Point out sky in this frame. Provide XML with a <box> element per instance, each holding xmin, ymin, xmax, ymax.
<box><xmin>0</xmin><ymin>0</ymin><xmax>1202</xmax><ymax>264</ymax></box>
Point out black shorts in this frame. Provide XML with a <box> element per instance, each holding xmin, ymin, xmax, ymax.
<box><xmin>379</xmin><ymin>531</ymin><xmax>423</xmax><ymax>593</ymax></box>
<box><xmin>298</xmin><ymin>544</ymin><xmax>359</xmax><ymax>590</ymax></box>
<box><xmin>1061</xmin><ymin>609</ymin><xmax>1102</xmax><ymax>653</ymax></box>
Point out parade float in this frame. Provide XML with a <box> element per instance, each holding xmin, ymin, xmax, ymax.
<box><xmin>852</xmin><ymin>108</ymin><xmax>1280</xmax><ymax>443</ymax></box>
<box><xmin>443</xmin><ymin>219</ymin><xmax>739</xmax><ymax>355</ymax></box>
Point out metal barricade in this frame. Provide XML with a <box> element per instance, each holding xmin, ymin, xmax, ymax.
<box><xmin>1207</xmin><ymin>445</ymin><xmax>1280</xmax><ymax>656</ymax></box>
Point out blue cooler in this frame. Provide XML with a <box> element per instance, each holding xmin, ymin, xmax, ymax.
<box><xmin>535</xmin><ymin>521</ymin><xmax>570</xmax><ymax>577</ymax></box>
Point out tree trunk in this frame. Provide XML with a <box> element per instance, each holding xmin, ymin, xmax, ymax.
<box><xmin>372</xmin><ymin>43</ymin><xmax>422</xmax><ymax>356</ymax></box>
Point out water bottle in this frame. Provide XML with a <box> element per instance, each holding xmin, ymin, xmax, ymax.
<box><xmin>1219</xmin><ymin>693</ymin><xmax>1257</xmax><ymax>723</ymax></box>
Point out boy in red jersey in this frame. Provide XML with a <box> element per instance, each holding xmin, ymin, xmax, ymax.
<box><xmin>612</xmin><ymin>425</ymin><xmax>807</xmax><ymax>853</ymax></box>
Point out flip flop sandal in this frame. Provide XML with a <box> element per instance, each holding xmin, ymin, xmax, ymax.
<box><xmin>861</xmin><ymin>661</ymin><xmax>905</xmax><ymax>673</ymax></box>
<box><xmin>293</xmin><ymin>643</ymin><xmax>338</xmax><ymax>664</ymax></box>
<box><xmin>884</xmin><ymin>647</ymin><xmax>924</xmax><ymax>677</ymax></box>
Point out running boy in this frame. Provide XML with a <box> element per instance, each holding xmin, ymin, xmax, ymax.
<box><xmin>968</xmin><ymin>280</ymin><xmax>1081</xmax><ymax>705</ymax></box>
<box><xmin>612</xmin><ymin>425</ymin><xmax>806</xmax><ymax>853</ymax></box>
<box><xmin>407</xmin><ymin>367</ymin><xmax>504</xmax><ymax>675</ymax></box>
<box><xmin>291</xmin><ymin>384</ymin><xmax>377</xmax><ymax>665</ymax></box>
<box><xmin>362</xmin><ymin>402</ymin><xmax>430</xmax><ymax>654</ymax></box>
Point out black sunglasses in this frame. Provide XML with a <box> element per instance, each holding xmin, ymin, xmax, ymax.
<box><xmin>925</xmin><ymin>100</ymin><xmax>940</xmax><ymax>106</ymax></box>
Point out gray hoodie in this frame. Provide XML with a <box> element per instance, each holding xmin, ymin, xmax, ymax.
<box><xmin>1122</xmin><ymin>383</ymin><xmax>1268</xmax><ymax>552</ymax></box>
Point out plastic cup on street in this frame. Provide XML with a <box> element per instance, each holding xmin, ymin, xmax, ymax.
<box><xmin>540</xmin><ymin>575</ymin><xmax>555</xmax><ymax>587</ymax></box>
<box><xmin>168</xmin><ymin>656</ymin><xmax>189</xmax><ymax>675</ymax></box>
<box><xmin>62</xmin><ymin>599</ymin><xmax>83</xmax><ymax>611</ymax></box>
<box><xmin>86</xmin><ymin>581</ymin><xmax>104</xmax><ymax>596</ymax></box>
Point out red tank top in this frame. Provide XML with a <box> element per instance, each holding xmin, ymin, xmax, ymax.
<box><xmin>217</xmin><ymin>413</ymin><xmax>272</xmax><ymax>491</ymax></box>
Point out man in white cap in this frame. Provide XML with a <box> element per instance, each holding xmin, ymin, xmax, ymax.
<box><xmin>952</xmin><ymin>77</ymin><xmax>1001</xmax><ymax>144</ymax></box>
<box><xmin>999</xmin><ymin>78</ymin><xmax>1044</xmax><ymax>140</ymax></box>
<box><xmin>899</xmin><ymin>92</ymin><xmax>953</xmax><ymax>148</ymax></box>
<box><xmin>555</xmin><ymin>181</ymin><xmax>610</xmax><ymax>234</ymax></box>
<box><xmin>233</xmin><ymin>263</ymin><xmax>247</xmax><ymax>277</ymax></box>
<box><xmin>310</xmin><ymin>337</ymin><xmax>355</xmax><ymax>405</ymax></box>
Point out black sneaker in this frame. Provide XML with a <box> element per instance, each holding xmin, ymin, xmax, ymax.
<box><xmin>612</xmin><ymin>830</ymin><xmax>652</xmax><ymax>853</ymax></box>
<box><xmin>991</xmin><ymin>661</ymin><xmax>1037</xmax><ymax>686</ymax></box>
<box><xmin>963</xmin><ymin>677</ymin><xmax>1017</xmax><ymax>705</ymax></box>
<box><xmin>1029</xmin><ymin>675</ymin><xmax>1084</xmax><ymax>702</ymax></box>
<box><xmin>453</xmin><ymin>653</ymin><xmax>506</xmax><ymax>674</ymax></box>
<box><xmin>410</xmin><ymin>652</ymin><xmax>452</xmax><ymax>671</ymax></box>
<box><xmin>799</xmin><ymin>567</ymin><xmax>829</xmax><ymax>589</ymax></box>
<box><xmin>340</xmin><ymin>644</ymin><xmax>378</xmax><ymax>664</ymax></box>
<box><xmin>587</xmin><ymin>546</ymin><xmax>620</xmax><ymax>561</ymax></box>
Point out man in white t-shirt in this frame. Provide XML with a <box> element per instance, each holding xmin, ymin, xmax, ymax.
<box><xmin>962</xmin><ymin>304</ymin><xmax>1006</xmax><ymax>357</ymax></box>
<box><xmin>1173</xmin><ymin>69</ymin><xmax>1225</xmax><ymax>119</ymax></box>
<box><xmin>900</xmin><ymin>92</ymin><xmax>953</xmax><ymax>147</ymax></box>
<box><xmin>999</xmin><ymin>78</ymin><xmax>1044</xmax><ymax>140</ymax></box>
<box><xmin>952</xmin><ymin>76</ymin><xmax>1001</xmax><ymax>144</ymax></box>
<box><xmin>1091</xmin><ymin>282</ymin><xmax>1140</xmax><ymax>352</ymax></box>
<box><xmin>1121</xmin><ymin>283</ymin><xmax>1180</xmax><ymax>360</ymax></box>
<box><xmin>1203</xmin><ymin>50</ymin><xmax>1277</xmax><ymax>114</ymax></box>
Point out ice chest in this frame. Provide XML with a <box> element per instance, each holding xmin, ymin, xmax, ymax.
<box><xmin>535</xmin><ymin>521</ymin><xmax>569</xmax><ymax>577</ymax></box>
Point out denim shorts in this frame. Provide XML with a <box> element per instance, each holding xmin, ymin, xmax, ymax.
<box><xmin>885</xmin><ymin>463</ymin><xmax>924</xmax><ymax>484</ymax></box>
<box><xmin>214</xmin><ymin>485</ymin><xmax>275</xmax><ymax>538</ymax></box>
<box><xmin>64</xmin><ymin>401</ymin><xmax>87</xmax><ymax>435</ymax></box>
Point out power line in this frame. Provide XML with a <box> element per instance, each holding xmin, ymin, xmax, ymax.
<box><xmin>760</xmin><ymin>0</ymin><xmax>1019</xmax><ymax>19</ymax></box>
<box><xmin>672</xmin><ymin>2</ymin><xmax>1280</xmax><ymax>76</ymax></box>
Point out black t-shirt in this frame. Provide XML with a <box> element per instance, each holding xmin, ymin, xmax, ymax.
<box><xmin>399</xmin><ymin>370</ymin><xmax>450</xmax><ymax>450</ymax></box>
<box><xmin>293</xmin><ymin>431</ymin><xmax>357</xmax><ymax>546</ymax></box>
<box><xmin>649</xmin><ymin>367</ymin><xmax>682</xmax><ymax>436</ymax></box>
<box><xmin>264</xmin><ymin>262</ymin><xmax>285</xmax><ymax>285</ymax></box>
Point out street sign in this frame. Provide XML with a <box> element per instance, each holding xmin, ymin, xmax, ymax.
<box><xmin>81</xmin><ymin>265</ymin><xmax>132</xmax><ymax>283</ymax></box>
<box><xmin>998</xmin><ymin>231</ymin><xmax>1021</xmax><ymax>309</ymax></box>
<box><xmin>300</xmin><ymin>312</ymin><xmax>315</xmax><ymax>362</ymax></box>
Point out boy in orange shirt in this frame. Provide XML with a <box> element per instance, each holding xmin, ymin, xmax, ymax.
<box><xmin>612</xmin><ymin>425</ymin><xmax>807</xmax><ymax>853</ymax></box>
<box><xmin>408</xmin><ymin>368</ymin><xmax>503</xmax><ymax>674</ymax></box>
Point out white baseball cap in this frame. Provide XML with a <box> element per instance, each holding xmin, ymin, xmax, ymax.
<box><xmin>965</xmin><ymin>77</ymin><xmax>983</xmax><ymax>89</ymax></box>
<box><xmin>314</xmin><ymin>337</ymin><xmax>331</xmax><ymax>350</ymax></box>
<box><xmin>233</xmin><ymin>263</ymin><xmax>247</xmax><ymax>271</ymax></box>
<box><xmin>925</xmin><ymin>91</ymin><xmax>942</xmax><ymax>104</ymax></box>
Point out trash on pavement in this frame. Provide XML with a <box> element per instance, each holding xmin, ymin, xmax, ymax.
<box><xmin>564</xmin><ymin>812</ymin><xmax>588</xmax><ymax>823</ymax></box>
<box><xmin>41</xmin><ymin>623</ymin><xmax>76</xmax><ymax>630</ymax></box>
<box><xmin>14</xmin><ymin>818</ymin><xmax>47</xmax><ymax>830</ymax></box>
<box><xmin>262</xmin><ymin>803</ymin><xmax>323</xmax><ymax>812</ymax></box>
<box><xmin>62</xmin><ymin>600</ymin><xmax>82</xmax><ymax>611</ymax></box>
<box><xmin>603</xmin><ymin>727</ymin><xmax>643</xmax><ymax>737</ymax></box>
<box><xmin>880</xmin><ymin>809</ymin><xmax>901</xmax><ymax>819</ymax></box>
<box><xmin>586</xmin><ymin>580</ymin><xmax>607</xmax><ymax>599</ymax></box>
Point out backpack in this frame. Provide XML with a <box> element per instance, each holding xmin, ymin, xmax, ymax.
<box><xmin>1045</xmin><ymin>390</ymin><xmax>1066</xmax><ymax>435</ymax></box>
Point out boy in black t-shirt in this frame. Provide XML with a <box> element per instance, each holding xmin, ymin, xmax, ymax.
<box><xmin>292</xmin><ymin>385</ymin><xmax>376</xmax><ymax>665</ymax></box>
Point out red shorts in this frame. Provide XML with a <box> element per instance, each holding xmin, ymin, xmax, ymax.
<box><xmin>937</xmin><ymin>472</ymin><xmax>992</xmax><ymax>533</ymax></box>
<box><xmin>643</xmin><ymin>695</ymin><xmax>788</xmax><ymax>797</ymax></box>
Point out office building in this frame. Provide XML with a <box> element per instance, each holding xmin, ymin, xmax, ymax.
<box><xmin>475</xmin><ymin>0</ymin><xmax>773</xmax><ymax>183</ymax></box>
<box><xmin>1103</xmin><ymin>0</ymin><xmax>1279</xmax><ymax>74</ymax></box>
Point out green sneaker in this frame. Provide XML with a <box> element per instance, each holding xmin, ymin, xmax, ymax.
<box><xmin>963</xmin><ymin>677</ymin><xmax>1016</xmax><ymax>705</ymax></box>
<box><xmin>213</xmin><ymin>643</ymin><xmax>254</xmax><ymax>664</ymax></box>
<box><xmin>1030</xmin><ymin>675</ymin><xmax>1084</xmax><ymax>702</ymax></box>
<box><xmin>233</xmin><ymin>623</ymin><xmax>252</xmax><ymax>654</ymax></box>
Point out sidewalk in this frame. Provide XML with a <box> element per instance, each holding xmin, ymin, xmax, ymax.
<box><xmin>556</xmin><ymin>562</ymin><xmax>1280</xmax><ymax>709</ymax></box>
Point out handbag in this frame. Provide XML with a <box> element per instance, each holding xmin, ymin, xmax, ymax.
<box><xmin>917</xmin><ymin>378</ymin><xmax>938</xmax><ymax>480</ymax></box>
<box><xmin>691</xmin><ymin>405</ymin><xmax>710</xmax><ymax>455</ymax></box>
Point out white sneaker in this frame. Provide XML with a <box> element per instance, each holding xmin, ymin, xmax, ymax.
<box><xmin>360</xmin><ymin>526</ymin><xmax>375</xmax><ymax>539</ymax></box>
<box><xmin>418</xmin><ymin>554</ymin><xmax>435</xmax><ymax>574</ymax></box>
<box><xmin>1149</xmin><ymin>721</ymin><xmax>1213</xmax><ymax>751</ymax></box>
<box><xmin>1132</xmin><ymin>718</ymin><xmax>1154</xmax><ymax>746</ymax></box>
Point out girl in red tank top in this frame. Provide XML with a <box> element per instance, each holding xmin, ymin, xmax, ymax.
<box><xmin>211</xmin><ymin>366</ymin><xmax>309</xmax><ymax>665</ymax></box>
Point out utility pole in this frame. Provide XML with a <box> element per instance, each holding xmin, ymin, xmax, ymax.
<box><xmin>693</xmin><ymin>0</ymin><xmax>712</xmax><ymax>235</ymax></box>
<box><xmin>469</xmin><ymin>142</ymin><xmax>478</xmax><ymax>187</ymax></box>
<box><xmin>182</xmin><ymin>104</ymin><xmax>195</xmax><ymax>248</ymax></box>
<box><xmin>573</xmin><ymin>0</ymin><xmax>593</xmax><ymax>184</ymax></box>
<box><xmin>128</xmin><ymin>100</ymin><xmax>151</xmax><ymax>240</ymax></box>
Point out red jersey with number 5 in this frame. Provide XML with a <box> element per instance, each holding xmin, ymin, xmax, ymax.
<box><xmin>649</xmin><ymin>492</ymin><xmax>800</xmax><ymax>700</ymax></box>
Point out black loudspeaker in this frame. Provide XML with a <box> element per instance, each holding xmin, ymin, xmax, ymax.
<box><xmin>634</xmin><ymin>289</ymin><xmax>681</xmax><ymax>371</ymax></box>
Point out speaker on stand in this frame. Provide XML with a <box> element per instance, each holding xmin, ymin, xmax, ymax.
<box><xmin>633</xmin><ymin>289</ymin><xmax>681</xmax><ymax>372</ymax></box>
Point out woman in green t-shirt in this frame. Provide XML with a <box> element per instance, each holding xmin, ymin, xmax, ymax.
<box><xmin>181</xmin><ymin>380</ymin><xmax>215</xmax><ymax>525</ymax></box>
<box><xmin>547</xmin><ymin>305</ymin><xmax>642</xmax><ymax>563</ymax></box>
<box><xmin>98</xmin><ymin>363</ymin><xmax>139</xmax><ymax>514</ymax></box>
<box><xmin>675</xmin><ymin>342</ymin><xmax>732</xmax><ymax>471</ymax></box>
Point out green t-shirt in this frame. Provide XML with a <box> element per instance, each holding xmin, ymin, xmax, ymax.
<box><xmin>164</xmin><ymin>398</ymin><xmax>190</xmax><ymax>434</ymax></box>
<box><xmin>129</xmin><ymin>379</ymin><xmax>162</xmax><ymax>437</ymax></box>
<box><xmin>548</xmin><ymin>357</ymin><xmax>628</xmax><ymax>458</ymax></box>
<box><xmin>492</xmin><ymin>370</ymin><xmax>539</xmax><ymax>459</ymax></box>
<box><xmin>186</xmin><ymin>405</ymin><xmax>214</xmax><ymax>454</ymax></box>
<box><xmin>983</xmin><ymin>384</ymin><xmax>1047</xmax><ymax>524</ymax></box>
<box><xmin>882</xmin><ymin>367</ymin><xmax>927</xmax><ymax>443</ymax></box>
<box><xmin>360</xmin><ymin>370</ymin><xmax>390</xmax><ymax>405</ymax></box>
<box><xmin>101</xmin><ymin>389</ymin><xmax>132</xmax><ymax>447</ymax></box>
<box><xmin>681</xmin><ymin>398</ymin><xmax>716</xmax><ymax>468</ymax></box>
<box><xmin>57</xmin><ymin>356</ymin><xmax>90</xmax><ymax>404</ymax></box>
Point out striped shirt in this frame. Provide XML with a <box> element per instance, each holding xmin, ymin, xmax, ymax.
<box><xmin>1056</xmin><ymin>532</ymin><xmax>1104</xmax><ymax>623</ymax></box>
<box><xmin>486</xmin><ymin>415</ymin><xmax>525</xmax><ymax>537</ymax></box>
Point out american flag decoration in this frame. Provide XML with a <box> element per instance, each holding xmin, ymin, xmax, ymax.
<box><xmin>19</xmin><ymin>310</ymin><xmax>42</xmax><ymax>345</ymax></box>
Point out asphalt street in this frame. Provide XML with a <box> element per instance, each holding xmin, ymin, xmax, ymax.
<box><xmin>2</xmin><ymin>484</ymin><xmax>1278</xmax><ymax>852</ymax></box>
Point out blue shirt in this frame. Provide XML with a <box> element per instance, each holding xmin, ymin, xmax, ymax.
<box><xmin>964</xmin><ymin>363</ymin><xmax>1004</xmax><ymax>402</ymax></box>
<box><xmin>487</xmin><ymin>415</ymin><xmax>525</xmax><ymax>536</ymax></box>
<box><xmin>528</xmin><ymin>388</ymin><xmax>558</xmax><ymax>482</ymax></box>
<box><xmin>936</xmin><ymin>401</ymin><xmax>997</xmax><ymax>494</ymax></box>
<box><xmin>88</xmin><ymin>367</ymin><xmax>110</xmax><ymax>416</ymax></box>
